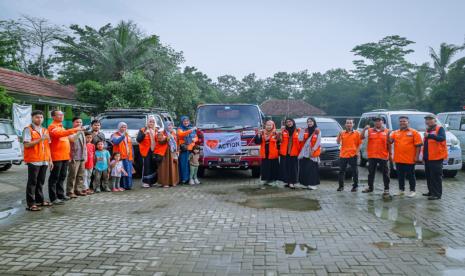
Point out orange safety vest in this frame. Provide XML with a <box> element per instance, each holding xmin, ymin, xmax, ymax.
<box><xmin>23</xmin><ymin>125</ymin><xmax>51</xmax><ymax>163</ymax></box>
<box><xmin>138</xmin><ymin>127</ymin><xmax>157</xmax><ymax>157</ymax></box>
<box><xmin>154</xmin><ymin>130</ymin><xmax>177</xmax><ymax>156</ymax></box>
<box><xmin>424</xmin><ymin>126</ymin><xmax>448</xmax><ymax>161</ymax></box>
<box><xmin>366</xmin><ymin>128</ymin><xmax>389</xmax><ymax>160</ymax></box>
<box><xmin>259</xmin><ymin>131</ymin><xmax>279</xmax><ymax>160</ymax></box>
<box><xmin>300</xmin><ymin>129</ymin><xmax>321</xmax><ymax>158</ymax></box>
<box><xmin>177</xmin><ymin>128</ymin><xmax>198</xmax><ymax>151</ymax></box>
<box><xmin>48</xmin><ymin>121</ymin><xmax>79</xmax><ymax>161</ymax></box>
<box><xmin>112</xmin><ymin>132</ymin><xmax>133</xmax><ymax>161</ymax></box>
<box><xmin>279</xmin><ymin>128</ymin><xmax>301</xmax><ymax>157</ymax></box>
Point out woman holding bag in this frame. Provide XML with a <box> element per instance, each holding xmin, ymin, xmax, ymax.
<box><xmin>298</xmin><ymin>117</ymin><xmax>321</xmax><ymax>190</ymax></box>
<box><xmin>136</xmin><ymin>116</ymin><xmax>158</xmax><ymax>188</ymax></box>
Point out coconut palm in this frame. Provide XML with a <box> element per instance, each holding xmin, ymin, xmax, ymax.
<box><xmin>429</xmin><ymin>43</ymin><xmax>464</xmax><ymax>83</ymax></box>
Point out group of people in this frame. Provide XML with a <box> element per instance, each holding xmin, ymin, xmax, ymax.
<box><xmin>256</xmin><ymin>115</ymin><xmax>447</xmax><ymax>201</ymax></box>
<box><xmin>23</xmin><ymin>110</ymin><xmax>201</xmax><ymax>211</ymax></box>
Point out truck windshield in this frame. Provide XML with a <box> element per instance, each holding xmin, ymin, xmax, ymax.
<box><xmin>390</xmin><ymin>114</ymin><xmax>438</xmax><ymax>131</ymax></box>
<box><xmin>318</xmin><ymin>122</ymin><xmax>342</xmax><ymax>137</ymax></box>
<box><xmin>100</xmin><ymin>116</ymin><xmax>146</xmax><ymax>130</ymax></box>
<box><xmin>196</xmin><ymin>105</ymin><xmax>261</xmax><ymax>129</ymax></box>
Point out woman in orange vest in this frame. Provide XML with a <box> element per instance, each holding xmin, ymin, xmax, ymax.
<box><xmin>177</xmin><ymin>116</ymin><xmax>198</xmax><ymax>184</ymax></box>
<box><xmin>156</xmin><ymin>122</ymin><xmax>180</xmax><ymax>188</ymax></box>
<box><xmin>279</xmin><ymin>118</ymin><xmax>300</xmax><ymax>189</ymax></box>
<box><xmin>423</xmin><ymin>114</ymin><xmax>447</xmax><ymax>200</ymax></box>
<box><xmin>254</xmin><ymin>119</ymin><xmax>279</xmax><ymax>185</ymax></box>
<box><xmin>111</xmin><ymin>122</ymin><xmax>134</xmax><ymax>190</ymax></box>
<box><xmin>23</xmin><ymin>110</ymin><xmax>53</xmax><ymax>211</ymax></box>
<box><xmin>298</xmin><ymin>117</ymin><xmax>321</xmax><ymax>190</ymax></box>
<box><xmin>136</xmin><ymin>116</ymin><xmax>158</xmax><ymax>188</ymax></box>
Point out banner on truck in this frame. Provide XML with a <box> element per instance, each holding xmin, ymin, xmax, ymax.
<box><xmin>203</xmin><ymin>132</ymin><xmax>242</xmax><ymax>156</ymax></box>
<box><xmin>12</xmin><ymin>103</ymin><xmax>32</xmax><ymax>136</ymax></box>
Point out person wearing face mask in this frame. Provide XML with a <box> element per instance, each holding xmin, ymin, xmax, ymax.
<box><xmin>254</xmin><ymin>119</ymin><xmax>280</xmax><ymax>185</ymax></box>
<box><xmin>298</xmin><ymin>117</ymin><xmax>321</xmax><ymax>190</ymax></box>
<box><xmin>279</xmin><ymin>118</ymin><xmax>300</xmax><ymax>189</ymax></box>
<box><xmin>388</xmin><ymin>116</ymin><xmax>423</xmax><ymax>198</ymax></box>
<box><xmin>136</xmin><ymin>116</ymin><xmax>159</xmax><ymax>188</ymax></box>
<box><xmin>111</xmin><ymin>122</ymin><xmax>134</xmax><ymax>190</ymax></box>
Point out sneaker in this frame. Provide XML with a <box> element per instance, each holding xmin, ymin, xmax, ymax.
<box><xmin>362</xmin><ymin>188</ymin><xmax>373</xmax><ymax>193</ymax></box>
<box><xmin>112</xmin><ymin>188</ymin><xmax>118</xmax><ymax>192</ymax></box>
<box><xmin>288</xmin><ymin>184</ymin><xmax>296</xmax><ymax>189</ymax></box>
<box><xmin>383</xmin><ymin>190</ymin><xmax>390</xmax><ymax>196</ymax></box>
<box><xmin>396</xmin><ymin>190</ymin><xmax>405</xmax><ymax>196</ymax></box>
<box><xmin>61</xmin><ymin>196</ymin><xmax>70</xmax><ymax>201</ymax></box>
<box><xmin>195</xmin><ymin>179</ymin><xmax>201</xmax><ymax>185</ymax></box>
<box><xmin>337</xmin><ymin>186</ymin><xmax>344</xmax><ymax>192</ymax></box>
<box><xmin>142</xmin><ymin>183</ymin><xmax>150</xmax><ymax>188</ymax></box>
<box><xmin>105</xmin><ymin>188</ymin><xmax>111</xmax><ymax>192</ymax></box>
<box><xmin>308</xmin><ymin>185</ymin><xmax>318</xmax><ymax>190</ymax></box>
<box><xmin>422</xmin><ymin>192</ymin><xmax>431</xmax><ymax>197</ymax></box>
<box><xmin>428</xmin><ymin>196</ymin><xmax>441</xmax><ymax>200</ymax></box>
<box><xmin>119</xmin><ymin>188</ymin><xmax>125</xmax><ymax>192</ymax></box>
<box><xmin>51</xmin><ymin>199</ymin><xmax>65</xmax><ymax>205</ymax></box>
<box><xmin>189</xmin><ymin>179</ymin><xmax>195</xmax><ymax>185</ymax></box>
<box><xmin>408</xmin><ymin>191</ymin><xmax>416</xmax><ymax>198</ymax></box>
<box><xmin>351</xmin><ymin>187</ymin><xmax>358</xmax><ymax>192</ymax></box>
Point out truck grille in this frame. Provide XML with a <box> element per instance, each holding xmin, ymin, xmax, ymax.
<box><xmin>320</xmin><ymin>149</ymin><xmax>339</xmax><ymax>161</ymax></box>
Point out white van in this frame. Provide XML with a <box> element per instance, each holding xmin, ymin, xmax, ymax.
<box><xmin>437</xmin><ymin>111</ymin><xmax>465</xmax><ymax>164</ymax></box>
<box><xmin>0</xmin><ymin>119</ymin><xmax>23</xmax><ymax>171</ymax></box>
<box><xmin>357</xmin><ymin>110</ymin><xmax>462</xmax><ymax>177</ymax></box>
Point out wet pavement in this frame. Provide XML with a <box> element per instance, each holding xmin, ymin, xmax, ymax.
<box><xmin>1</xmin><ymin>165</ymin><xmax>465</xmax><ymax>275</ymax></box>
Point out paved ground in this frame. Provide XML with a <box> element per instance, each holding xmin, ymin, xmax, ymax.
<box><xmin>1</xmin><ymin>165</ymin><xmax>465</xmax><ymax>276</ymax></box>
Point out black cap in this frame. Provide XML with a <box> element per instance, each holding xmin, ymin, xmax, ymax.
<box><xmin>424</xmin><ymin>114</ymin><xmax>436</xmax><ymax>119</ymax></box>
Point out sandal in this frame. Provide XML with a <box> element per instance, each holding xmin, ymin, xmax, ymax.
<box><xmin>38</xmin><ymin>201</ymin><xmax>53</xmax><ymax>207</ymax></box>
<box><xmin>26</xmin><ymin>205</ymin><xmax>42</xmax><ymax>211</ymax></box>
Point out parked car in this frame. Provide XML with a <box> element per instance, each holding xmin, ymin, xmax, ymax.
<box><xmin>0</xmin><ymin>119</ymin><xmax>23</xmax><ymax>171</ymax></box>
<box><xmin>195</xmin><ymin>104</ymin><xmax>264</xmax><ymax>177</ymax></box>
<box><xmin>358</xmin><ymin>110</ymin><xmax>462</xmax><ymax>177</ymax></box>
<box><xmin>294</xmin><ymin>117</ymin><xmax>342</xmax><ymax>171</ymax></box>
<box><xmin>437</xmin><ymin>111</ymin><xmax>465</xmax><ymax>166</ymax></box>
<box><xmin>96</xmin><ymin>109</ymin><xmax>171</xmax><ymax>177</ymax></box>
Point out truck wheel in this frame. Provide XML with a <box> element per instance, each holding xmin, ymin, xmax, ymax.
<box><xmin>251</xmin><ymin>167</ymin><xmax>261</xmax><ymax>178</ymax></box>
<box><xmin>197</xmin><ymin>167</ymin><xmax>205</xmax><ymax>178</ymax></box>
<box><xmin>0</xmin><ymin>164</ymin><xmax>12</xmax><ymax>172</ymax></box>
<box><xmin>443</xmin><ymin>170</ymin><xmax>458</xmax><ymax>178</ymax></box>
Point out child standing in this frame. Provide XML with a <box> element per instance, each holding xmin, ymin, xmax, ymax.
<box><xmin>189</xmin><ymin>145</ymin><xmax>201</xmax><ymax>185</ymax></box>
<box><xmin>83</xmin><ymin>132</ymin><xmax>95</xmax><ymax>195</ymax></box>
<box><xmin>110</xmin><ymin>152</ymin><xmax>128</xmax><ymax>192</ymax></box>
<box><xmin>94</xmin><ymin>141</ymin><xmax>111</xmax><ymax>193</ymax></box>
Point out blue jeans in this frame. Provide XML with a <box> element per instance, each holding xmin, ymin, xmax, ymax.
<box><xmin>178</xmin><ymin>151</ymin><xmax>190</xmax><ymax>182</ymax></box>
<box><xmin>120</xmin><ymin>159</ymin><xmax>133</xmax><ymax>189</ymax></box>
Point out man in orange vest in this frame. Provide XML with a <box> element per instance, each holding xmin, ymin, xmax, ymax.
<box><xmin>47</xmin><ymin>110</ymin><xmax>82</xmax><ymax>205</ymax></box>
<box><xmin>361</xmin><ymin>116</ymin><xmax>391</xmax><ymax>195</ymax></box>
<box><xmin>337</xmin><ymin>118</ymin><xmax>362</xmax><ymax>192</ymax></box>
<box><xmin>389</xmin><ymin>116</ymin><xmax>423</xmax><ymax>198</ymax></box>
<box><xmin>23</xmin><ymin>110</ymin><xmax>53</xmax><ymax>211</ymax></box>
<box><xmin>423</xmin><ymin>114</ymin><xmax>447</xmax><ymax>200</ymax></box>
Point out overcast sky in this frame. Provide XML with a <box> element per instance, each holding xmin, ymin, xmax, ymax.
<box><xmin>1</xmin><ymin>0</ymin><xmax>465</xmax><ymax>79</ymax></box>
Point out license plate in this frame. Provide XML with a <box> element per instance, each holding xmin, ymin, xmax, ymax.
<box><xmin>323</xmin><ymin>162</ymin><xmax>332</xmax><ymax>167</ymax></box>
<box><xmin>0</xmin><ymin>142</ymin><xmax>12</xmax><ymax>149</ymax></box>
<box><xmin>222</xmin><ymin>158</ymin><xmax>235</xmax><ymax>163</ymax></box>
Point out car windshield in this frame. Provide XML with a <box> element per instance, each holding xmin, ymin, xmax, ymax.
<box><xmin>296</xmin><ymin>121</ymin><xmax>341</xmax><ymax>137</ymax></box>
<box><xmin>390</xmin><ymin>114</ymin><xmax>438</xmax><ymax>131</ymax></box>
<box><xmin>99</xmin><ymin>116</ymin><xmax>146</xmax><ymax>130</ymax></box>
<box><xmin>0</xmin><ymin>122</ymin><xmax>16</xmax><ymax>135</ymax></box>
<box><xmin>196</xmin><ymin>105</ymin><xmax>261</xmax><ymax>129</ymax></box>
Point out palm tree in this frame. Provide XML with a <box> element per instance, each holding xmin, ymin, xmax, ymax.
<box><xmin>429</xmin><ymin>43</ymin><xmax>464</xmax><ymax>83</ymax></box>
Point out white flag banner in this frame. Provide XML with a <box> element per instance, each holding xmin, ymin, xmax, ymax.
<box><xmin>203</xmin><ymin>132</ymin><xmax>242</xmax><ymax>156</ymax></box>
<box><xmin>12</xmin><ymin>103</ymin><xmax>32</xmax><ymax>136</ymax></box>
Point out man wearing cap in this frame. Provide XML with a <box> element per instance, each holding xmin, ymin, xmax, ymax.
<box><xmin>361</xmin><ymin>116</ymin><xmax>391</xmax><ymax>196</ymax></box>
<box><xmin>423</xmin><ymin>114</ymin><xmax>447</xmax><ymax>200</ymax></box>
<box><xmin>389</xmin><ymin>116</ymin><xmax>423</xmax><ymax>198</ymax></box>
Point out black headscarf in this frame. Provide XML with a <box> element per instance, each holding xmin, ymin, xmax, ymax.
<box><xmin>285</xmin><ymin>118</ymin><xmax>296</xmax><ymax>136</ymax></box>
<box><xmin>307</xmin><ymin>117</ymin><xmax>317</xmax><ymax>136</ymax></box>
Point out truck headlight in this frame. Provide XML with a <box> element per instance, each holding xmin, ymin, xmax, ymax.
<box><xmin>249</xmin><ymin>149</ymin><xmax>259</xmax><ymax>156</ymax></box>
<box><xmin>451</xmin><ymin>137</ymin><xmax>459</xmax><ymax>146</ymax></box>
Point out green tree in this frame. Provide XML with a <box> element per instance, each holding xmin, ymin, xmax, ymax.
<box><xmin>0</xmin><ymin>86</ymin><xmax>14</xmax><ymax>118</ymax></box>
<box><xmin>183</xmin><ymin>66</ymin><xmax>222</xmax><ymax>104</ymax></box>
<box><xmin>429</xmin><ymin>42</ymin><xmax>465</xmax><ymax>83</ymax></box>
<box><xmin>429</xmin><ymin>59</ymin><xmax>465</xmax><ymax>112</ymax></box>
<box><xmin>0</xmin><ymin>29</ymin><xmax>20</xmax><ymax>70</ymax></box>
<box><xmin>104</xmin><ymin>71</ymin><xmax>153</xmax><ymax>108</ymax></box>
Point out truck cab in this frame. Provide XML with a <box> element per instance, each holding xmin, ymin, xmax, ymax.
<box><xmin>195</xmin><ymin>104</ymin><xmax>264</xmax><ymax>177</ymax></box>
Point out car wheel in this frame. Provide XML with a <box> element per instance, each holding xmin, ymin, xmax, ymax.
<box><xmin>251</xmin><ymin>167</ymin><xmax>261</xmax><ymax>178</ymax></box>
<box><xmin>0</xmin><ymin>163</ymin><xmax>12</xmax><ymax>172</ymax></box>
<box><xmin>197</xmin><ymin>167</ymin><xmax>205</xmax><ymax>178</ymax></box>
<box><xmin>443</xmin><ymin>170</ymin><xmax>458</xmax><ymax>178</ymax></box>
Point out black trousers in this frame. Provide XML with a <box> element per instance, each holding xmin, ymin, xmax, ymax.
<box><xmin>338</xmin><ymin>156</ymin><xmax>358</xmax><ymax>188</ymax></box>
<box><xmin>26</xmin><ymin>164</ymin><xmax>48</xmax><ymax>207</ymax></box>
<box><xmin>425</xmin><ymin>160</ymin><xmax>443</xmax><ymax>198</ymax></box>
<box><xmin>396</xmin><ymin>163</ymin><xmax>416</xmax><ymax>192</ymax></box>
<box><xmin>48</xmin><ymin>160</ymin><xmax>68</xmax><ymax>201</ymax></box>
<box><xmin>368</xmin><ymin>158</ymin><xmax>390</xmax><ymax>190</ymax></box>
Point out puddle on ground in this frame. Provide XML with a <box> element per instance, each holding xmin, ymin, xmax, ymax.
<box><xmin>283</xmin><ymin>243</ymin><xmax>316</xmax><ymax>257</ymax></box>
<box><xmin>240</xmin><ymin>196</ymin><xmax>321</xmax><ymax>211</ymax></box>
<box><xmin>0</xmin><ymin>207</ymin><xmax>19</xmax><ymax>220</ymax></box>
<box><xmin>237</xmin><ymin>186</ymin><xmax>287</xmax><ymax>196</ymax></box>
<box><xmin>367</xmin><ymin>202</ymin><xmax>439</xmax><ymax>240</ymax></box>
<box><xmin>443</xmin><ymin>269</ymin><xmax>465</xmax><ymax>276</ymax></box>
<box><xmin>443</xmin><ymin>247</ymin><xmax>465</xmax><ymax>261</ymax></box>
